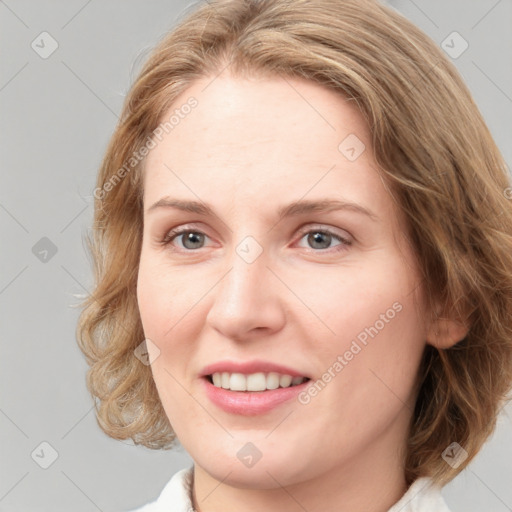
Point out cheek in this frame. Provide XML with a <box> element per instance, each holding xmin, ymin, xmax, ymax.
<box><xmin>136</xmin><ymin>251</ymin><xmax>199</xmax><ymax>341</ymax></box>
<box><xmin>136</xmin><ymin>253</ymin><xmax>202</xmax><ymax>430</ymax></box>
<box><xmin>297</xmin><ymin>253</ymin><xmax>422</xmax><ymax>349</ymax></box>
<box><xmin>303</xmin><ymin>251</ymin><xmax>425</xmax><ymax>406</ymax></box>
<box><xmin>136</xmin><ymin>249</ymin><xmax>210</xmax><ymax>394</ymax></box>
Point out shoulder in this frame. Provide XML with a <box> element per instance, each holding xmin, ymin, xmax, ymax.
<box><xmin>124</xmin><ymin>466</ymin><xmax>194</xmax><ymax>512</ymax></box>
<box><xmin>387</xmin><ymin>477</ymin><xmax>452</xmax><ymax>512</ymax></box>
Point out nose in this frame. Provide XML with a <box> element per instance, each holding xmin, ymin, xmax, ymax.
<box><xmin>205</xmin><ymin>246</ymin><xmax>286</xmax><ymax>341</ymax></box>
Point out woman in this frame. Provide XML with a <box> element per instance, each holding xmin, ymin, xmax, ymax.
<box><xmin>77</xmin><ymin>0</ymin><xmax>512</xmax><ymax>510</ymax></box>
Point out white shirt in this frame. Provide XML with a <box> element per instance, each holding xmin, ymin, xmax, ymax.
<box><xmin>126</xmin><ymin>466</ymin><xmax>452</xmax><ymax>512</ymax></box>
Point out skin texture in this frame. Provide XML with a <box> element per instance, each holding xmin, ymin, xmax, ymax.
<box><xmin>136</xmin><ymin>73</ymin><xmax>468</xmax><ymax>512</ymax></box>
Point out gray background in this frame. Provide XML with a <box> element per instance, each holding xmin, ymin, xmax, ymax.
<box><xmin>1</xmin><ymin>1</ymin><xmax>511</xmax><ymax>511</ymax></box>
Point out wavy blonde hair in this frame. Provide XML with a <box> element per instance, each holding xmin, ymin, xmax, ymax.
<box><xmin>77</xmin><ymin>0</ymin><xmax>512</xmax><ymax>486</ymax></box>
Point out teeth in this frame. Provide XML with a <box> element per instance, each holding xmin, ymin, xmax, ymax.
<box><xmin>247</xmin><ymin>372</ymin><xmax>266</xmax><ymax>391</ymax></box>
<box><xmin>291</xmin><ymin>376</ymin><xmax>304</xmax><ymax>386</ymax></box>
<box><xmin>229</xmin><ymin>373</ymin><xmax>246</xmax><ymax>391</ymax></box>
<box><xmin>212</xmin><ymin>373</ymin><xmax>222</xmax><ymax>387</ymax></box>
<box><xmin>210</xmin><ymin>372</ymin><xmax>307</xmax><ymax>391</ymax></box>
<box><xmin>280</xmin><ymin>374</ymin><xmax>293</xmax><ymax>387</ymax></box>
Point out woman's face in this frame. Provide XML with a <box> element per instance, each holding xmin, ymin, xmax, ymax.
<box><xmin>137</xmin><ymin>73</ymin><xmax>428</xmax><ymax>489</ymax></box>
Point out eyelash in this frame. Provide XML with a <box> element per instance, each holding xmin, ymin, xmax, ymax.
<box><xmin>159</xmin><ymin>225</ymin><xmax>352</xmax><ymax>254</ymax></box>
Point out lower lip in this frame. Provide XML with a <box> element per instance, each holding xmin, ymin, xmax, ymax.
<box><xmin>202</xmin><ymin>377</ymin><xmax>310</xmax><ymax>415</ymax></box>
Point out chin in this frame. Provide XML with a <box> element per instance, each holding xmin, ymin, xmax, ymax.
<box><xmin>192</xmin><ymin>437</ymin><xmax>316</xmax><ymax>490</ymax></box>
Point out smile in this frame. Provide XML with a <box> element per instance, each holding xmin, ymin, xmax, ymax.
<box><xmin>208</xmin><ymin>372</ymin><xmax>308</xmax><ymax>391</ymax></box>
<box><xmin>200</xmin><ymin>360</ymin><xmax>311</xmax><ymax>415</ymax></box>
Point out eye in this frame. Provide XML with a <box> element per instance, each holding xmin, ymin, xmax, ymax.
<box><xmin>296</xmin><ymin>227</ymin><xmax>352</xmax><ymax>252</ymax></box>
<box><xmin>159</xmin><ymin>225</ymin><xmax>352</xmax><ymax>253</ymax></box>
<box><xmin>160</xmin><ymin>227</ymin><xmax>210</xmax><ymax>250</ymax></box>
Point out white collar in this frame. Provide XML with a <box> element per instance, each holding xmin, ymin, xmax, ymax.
<box><xmin>388</xmin><ymin>476</ymin><xmax>452</xmax><ymax>511</ymax></box>
<box><xmin>130</xmin><ymin>466</ymin><xmax>451</xmax><ymax>512</ymax></box>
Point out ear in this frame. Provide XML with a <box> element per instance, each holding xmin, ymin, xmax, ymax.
<box><xmin>426</xmin><ymin>314</ymin><xmax>470</xmax><ymax>349</ymax></box>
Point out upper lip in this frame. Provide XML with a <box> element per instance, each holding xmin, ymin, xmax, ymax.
<box><xmin>200</xmin><ymin>360</ymin><xmax>309</xmax><ymax>379</ymax></box>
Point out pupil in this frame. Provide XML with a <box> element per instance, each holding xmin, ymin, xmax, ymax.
<box><xmin>309</xmin><ymin>232</ymin><xmax>330</xmax><ymax>249</ymax></box>
<box><xmin>184</xmin><ymin>232</ymin><xmax>203</xmax><ymax>249</ymax></box>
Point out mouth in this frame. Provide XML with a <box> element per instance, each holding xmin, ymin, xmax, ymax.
<box><xmin>205</xmin><ymin>372</ymin><xmax>310</xmax><ymax>392</ymax></box>
<box><xmin>200</xmin><ymin>362</ymin><xmax>311</xmax><ymax>415</ymax></box>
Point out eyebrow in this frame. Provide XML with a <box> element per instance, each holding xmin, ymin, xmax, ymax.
<box><xmin>146</xmin><ymin>197</ymin><xmax>379</xmax><ymax>222</ymax></box>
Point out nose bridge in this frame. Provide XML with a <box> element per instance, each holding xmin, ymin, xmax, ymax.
<box><xmin>216</xmin><ymin>240</ymin><xmax>268</xmax><ymax>314</ymax></box>
<box><xmin>206</xmin><ymin>236</ymin><xmax>284</xmax><ymax>338</ymax></box>
<box><xmin>217</xmin><ymin>219</ymin><xmax>268</xmax><ymax>296</ymax></box>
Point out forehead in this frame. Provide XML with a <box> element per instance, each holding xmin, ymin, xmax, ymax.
<box><xmin>146</xmin><ymin>73</ymin><xmax>370</xmax><ymax>166</ymax></box>
<box><xmin>142</xmin><ymin>73</ymin><xmax>395</xmax><ymax>226</ymax></box>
